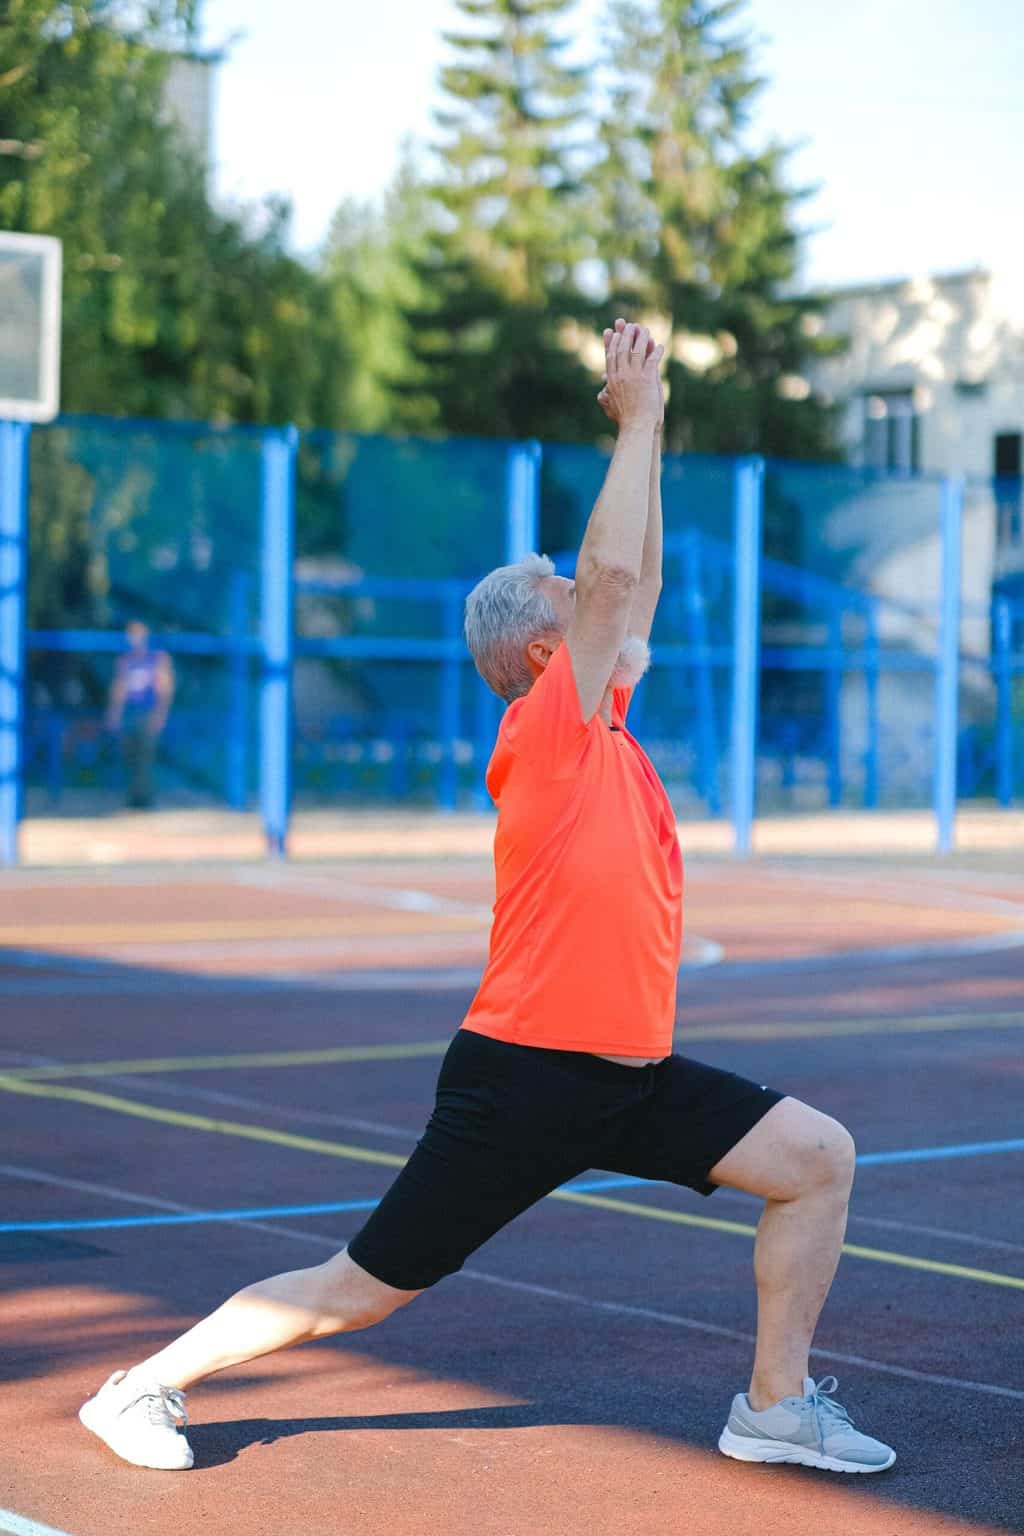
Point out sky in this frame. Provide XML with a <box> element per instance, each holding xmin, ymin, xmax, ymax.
<box><xmin>199</xmin><ymin>0</ymin><xmax>1024</xmax><ymax>290</ymax></box>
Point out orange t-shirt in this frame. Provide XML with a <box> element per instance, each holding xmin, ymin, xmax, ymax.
<box><xmin>461</xmin><ymin>642</ymin><xmax>683</xmax><ymax>1058</ymax></box>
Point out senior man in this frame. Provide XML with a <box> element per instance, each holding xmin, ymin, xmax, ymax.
<box><xmin>80</xmin><ymin>320</ymin><xmax>894</xmax><ymax>1476</ymax></box>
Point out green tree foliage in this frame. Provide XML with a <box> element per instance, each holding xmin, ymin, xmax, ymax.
<box><xmin>403</xmin><ymin>0</ymin><xmax>599</xmax><ymax>442</ymax></box>
<box><xmin>592</xmin><ymin>0</ymin><xmax>843</xmax><ymax>459</ymax></box>
<box><xmin>0</xmin><ymin>0</ymin><xmax>345</xmax><ymax>427</ymax></box>
<box><xmin>320</xmin><ymin>150</ymin><xmax>436</xmax><ymax>436</ymax></box>
<box><xmin>0</xmin><ymin>1</ymin><xmax>352</xmax><ymax>638</ymax></box>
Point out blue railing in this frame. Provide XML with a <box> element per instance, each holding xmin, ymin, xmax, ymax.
<box><xmin>5</xmin><ymin>415</ymin><xmax>1024</xmax><ymax>862</ymax></box>
<box><xmin>23</xmin><ymin>563</ymin><xmax>1024</xmax><ymax>819</ymax></box>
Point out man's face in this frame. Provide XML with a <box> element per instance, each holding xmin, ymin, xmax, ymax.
<box><xmin>539</xmin><ymin>574</ymin><xmax>575</xmax><ymax>635</ymax></box>
<box><xmin>533</xmin><ymin>574</ymin><xmax>650</xmax><ymax>692</ymax></box>
<box><xmin>126</xmin><ymin>623</ymin><xmax>149</xmax><ymax>652</ymax></box>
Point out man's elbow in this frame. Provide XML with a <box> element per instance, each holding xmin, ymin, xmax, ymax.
<box><xmin>577</xmin><ymin>558</ymin><xmax>641</xmax><ymax>601</ymax></box>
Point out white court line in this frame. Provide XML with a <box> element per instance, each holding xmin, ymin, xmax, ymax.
<box><xmin>0</xmin><ymin>1510</ymin><xmax>76</xmax><ymax>1536</ymax></box>
<box><xmin>737</xmin><ymin>862</ymin><xmax>1024</xmax><ymax>921</ymax></box>
<box><xmin>231</xmin><ymin>866</ymin><xmax>493</xmax><ymax>919</ymax></box>
<box><xmin>232</xmin><ymin>868</ymin><xmax>725</xmax><ymax>970</ymax></box>
<box><xmin>3</xmin><ymin>1163</ymin><xmax>1022</xmax><ymax>1405</ymax></box>
<box><xmin>103</xmin><ymin>1075</ymin><xmax>417</xmax><ymax>1143</ymax></box>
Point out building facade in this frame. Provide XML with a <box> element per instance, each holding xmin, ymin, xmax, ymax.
<box><xmin>160</xmin><ymin>50</ymin><xmax>219</xmax><ymax>168</ymax></box>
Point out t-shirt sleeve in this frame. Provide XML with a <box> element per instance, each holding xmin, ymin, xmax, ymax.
<box><xmin>611</xmin><ymin>684</ymin><xmax>634</xmax><ymax>727</ymax></box>
<box><xmin>501</xmin><ymin>642</ymin><xmax>589</xmax><ymax>775</ymax></box>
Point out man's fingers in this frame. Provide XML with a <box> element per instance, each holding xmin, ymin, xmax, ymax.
<box><xmin>631</xmin><ymin>325</ymin><xmax>650</xmax><ymax>363</ymax></box>
<box><xmin>607</xmin><ymin>325</ymin><xmax>626</xmax><ymax>373</ymax></box>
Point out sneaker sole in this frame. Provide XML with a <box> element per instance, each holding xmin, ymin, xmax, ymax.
<box><xmin>718</xmin><ymin>1426</ymin><xmax>895</xmax><ymax>1474</ymax></box>
<box><xmin>79</xmin><ymin>1399</ymin><xmax>194</xmax><ymax>1470</ymax></box>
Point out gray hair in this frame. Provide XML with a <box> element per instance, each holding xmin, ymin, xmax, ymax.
<box><xmin>464</xmin><ymin>553</ymin><xmax>562</xmax><ymax>702</ymax></box>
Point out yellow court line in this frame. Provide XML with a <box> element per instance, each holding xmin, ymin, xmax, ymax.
<box><xmin>0</xmin><ymin>915</ymin><xmax>485</xmax><ymax>946</ymax></box>
<box><xmin>684</xmin><ymin>1011</ymin><xmax>1024</xmax><ymax>1043</ymax></box>
<box><xmin>4</xmin><ymin>1041</ymin><xmax>455</xmax><ymax>1081</ymax></box>
<box><xmin>554</xmin><ymin>1191</ymin><xmax>1024</xmax><ymax>1292</ymax></box>
<box><xmin>5</xmin><ymin>1009</ymin><xmax>1024</xmax><ymax>1083</ymax></box>
<box><xmin>1</xmin><ymin>1073</ymin><xmax>1022</xmax><ymax>1294</ymax></box>
<box><xmin>0</xmin><ymin>1074</ymin><xmax>407</xmax><ymax>1169</ymax></box>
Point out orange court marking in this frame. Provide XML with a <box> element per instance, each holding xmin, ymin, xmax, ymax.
<box><xmin>0</xmin><ymin>912</ymin><xmax>487</xmax><ymax>948</ymax></box>
<box><xmin>1</xmin><ymin>860</ymin><xmax>1023</xmax><ymax>978</ymax></box>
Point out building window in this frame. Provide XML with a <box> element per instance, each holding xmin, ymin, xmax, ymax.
<box><xmin>862</xmin><ymin>390</ymin><xmax>919</xmax><ymax>473</ymax></box>
<box><xmin>994</xmin><ymin>432</ymin><xmax>1022</xmax><ymax>553</ymax></box>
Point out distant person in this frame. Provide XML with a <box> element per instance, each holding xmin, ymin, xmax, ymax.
<box><xmin>79</xmin><ymin>322</ymin><xmax>893</xmax><ymax>1476</ymax></box>
<box><xmin>105</xmin><ymin>623</ymin><xmax>175</xmax><ymax>809</ymax></box>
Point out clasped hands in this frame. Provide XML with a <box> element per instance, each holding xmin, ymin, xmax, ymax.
<box><xmin>597</xmin><ymin>317</ymin><xmax>664</xmax><ymax>431</ymax></box>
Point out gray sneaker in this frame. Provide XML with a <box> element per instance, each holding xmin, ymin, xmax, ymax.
<box><xmin>718</xmin><ymin>1375</ymin><xmax>895</xmax><ymax>1473</ymax></box>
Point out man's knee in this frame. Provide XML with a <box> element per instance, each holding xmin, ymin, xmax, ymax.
<box><xmin>312</xmin><ymin>1248</ymin><xmax>423</xmax><ymax>1335</ymax></box>
<box><xmin>711</xmin><ymin>1098</ymin><xmax>855</xmax><ymax>1201</ymax></box>
<box><xmin>786</xmin><ymin>1112</ymin><xmax>859</xmax><ymax>1204</ymax></box>
<box><xmin>801</xmin><ymin>1113</ymin><xmax>856</xmax><ymax>1198</ymax></box>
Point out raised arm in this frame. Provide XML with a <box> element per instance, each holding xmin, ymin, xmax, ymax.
<box><xmin>597</xmin><ymin>318</ymin><xmax>663</xmax><ymax>645</ymax></box>
<box><xmin>568</xmin><ymin>322</ymin><xmax>664</xmax><ymax>721</ymax></box>
<box><xmin>628</xmin><ymin>422</ymin><xmax>663</xmax><ymax>644</ymax></box>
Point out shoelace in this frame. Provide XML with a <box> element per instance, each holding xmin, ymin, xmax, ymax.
<box><xmin>135</xmin><ymin>1385</ymin><xmax>187</xmax><ymax>1429</ymax></box>
<box><xmin>808</xmin><ymin>1376</ymin><xmax>854</xmax><ymax>1454</ymax></box>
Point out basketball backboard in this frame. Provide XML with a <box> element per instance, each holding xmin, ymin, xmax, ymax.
<box><xmin>0</xmin><ymin>232</ymin><xmax>62</xmax><ymax>422</ymax></box>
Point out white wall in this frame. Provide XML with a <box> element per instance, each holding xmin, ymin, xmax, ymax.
<box><xmin>812</xmin><ymin>269</ymin><xmax>1024</xmax><ymax>479</ymax></box>
<box><xmin>161</xmin><ymin>54</ymin><xmax>217</xmax><ymax>166</ymax></box>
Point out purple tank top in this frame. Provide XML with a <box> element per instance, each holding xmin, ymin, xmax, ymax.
<box><xmin>117</xmin><ymin>651</ymin><xmax>160</xmax><ymax>713</ymax></box>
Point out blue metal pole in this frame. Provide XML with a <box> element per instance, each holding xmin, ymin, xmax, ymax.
<box><xmin>227</xmin><ymin>570</ymin><xmax>250</xmax><ymax>810</ymax></box>
<box><xmin>994</xmin><ymin>596</ymin><xmax>1013</xmax><ymax>808</ymax></box>
<box><xmin>438</xmin><ymin>585</ymin><xmax>461</xmax><ymax>813</ymax></box>
<box><xmin>505</xmin><ymin>440</ymin><xmax>541</xmax><ymax>562</ymax></box>
<box><xmin>472</xmin><ymin>677</ymin><xmax>499</xmax><ymax>810</ymax></box>
<box><xmin>0</xmin><ymin>421</ymin><xmax>30</xmax><ymax>867</ymax></box>
<box><xmin>683</xmin><ymin>531</ymin><xmax>721</xmax><ymax>816</ymax></box>
<box><xmin>259</xmin><ymin>427</ymin><xmax>297</xmax><ymax>857</ymax></box>
<box><xmin>935</xmin><ymin>476</ymin><xmax>963</xmax><ymax>853</ymax></box>
<box><xmin>730</xmin><ymin>456</ymin><xmax>764</xmax><ymax>854</ymax></box>
<box><xmin>864</xmin><ymin>601</ymin><xmax>880</xmax><ymax>809</ymax></box>
<box><xmin>825</xmin><ymin>607</ymin><xmax>843</xmax><ymax>808</ymax></box>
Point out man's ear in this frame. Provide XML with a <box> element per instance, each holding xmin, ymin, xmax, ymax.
<box><xmin>526</xmin><ymin>636</ymin><xmax>557</xmax><ymax>673</ymax></box>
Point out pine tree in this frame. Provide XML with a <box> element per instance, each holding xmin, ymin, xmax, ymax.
<box><xmin>404</xmin><ymin>0</ymin><xmax>599</xmax><ymax>442</ymax></box>
<box><xmin>321</xmin><ymin>148</ymin><xmax>437</xmax><ymax>435</ymax></box>
<box><xmin>593</xmin><ymin>0</ymin><xmax>842</xmax><ymax>459</ymax></box>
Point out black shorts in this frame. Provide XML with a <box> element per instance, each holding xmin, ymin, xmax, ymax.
<box><xmin>347</xmin><ymin>1029</ymin><xmax>785</xmax><ymax>1291</ymax></box>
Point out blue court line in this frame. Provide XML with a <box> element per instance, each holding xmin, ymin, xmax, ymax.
<box><xmin>855</xmin><ymin>1138</ymin><xmax>1024</xmax><ymax>1166</ymax></box>
<box><xmin>572</xmin><ymin>1138</ymin><xmax>1024</xmax><ymax>1192</ymax></box>
<box><xmin>3</xmin><ymin>1140</ymin><xmax>1023</xmax><ymax>1236</ymax></box>
<box><xmin>0</xmin><ymin>1197</ymin><xmax>380</xmax><ymax>1234</ymax></box>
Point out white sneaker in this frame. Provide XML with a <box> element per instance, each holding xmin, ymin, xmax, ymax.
<box><xmin>79</xmin><ymin>1370</ymin><xmax>194</xmax><ymax>1470</ymax></box>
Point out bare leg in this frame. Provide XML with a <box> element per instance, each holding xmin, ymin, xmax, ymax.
<box><xmin>130</xmin><ymin>1249</ymin><xmax>422</xmax><ymax>1392</ymax></box>
<box><xmin>708</xmin><ymin>1097</ymin><xmax>856</xmax><ymax>1411</ymax></box>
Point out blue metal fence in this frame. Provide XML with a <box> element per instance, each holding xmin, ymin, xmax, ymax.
<box><xmin>2</xmin><ymin>413</ymin><xmax>1022</xmax><ymax>864</ymax></box>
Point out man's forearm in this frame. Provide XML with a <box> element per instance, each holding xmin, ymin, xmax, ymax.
<box><xmin>576</xmin><ymin>425</ymin><xmax>653</xmax><ymax>585</ymax></box>
<box><xmin>625</xmin><ymin>427</ymin><xmax>663</xmax><ymax>642</ymax></box>
<box><xmin>640</xmin><ymin>427</ymin><xmax>662</xmax><ymax>590</ymax></box>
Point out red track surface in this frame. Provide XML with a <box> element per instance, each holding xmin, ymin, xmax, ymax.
<box><xmin>1</xmin><ymin>855</ymin><xmax>1022</xmax><ymax>1535</ymax></box>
